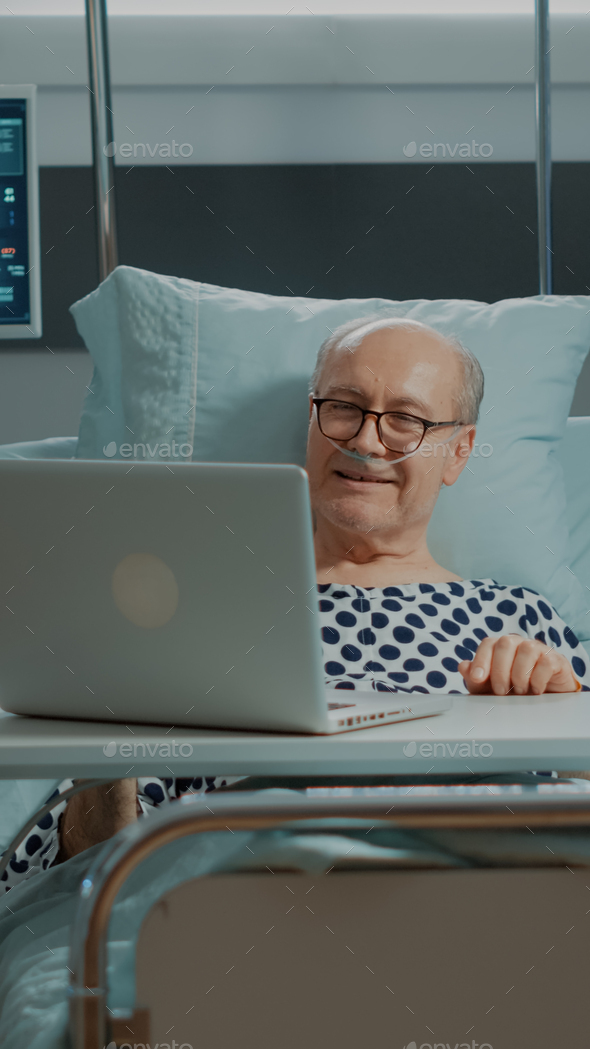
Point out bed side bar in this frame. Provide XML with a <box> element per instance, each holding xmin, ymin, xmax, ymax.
<box><xmin>85</xmin><ymin>0</ymin><xmax>118</xmax><ymax>282</ymax></box>
<box><xmin>535</xmin><ymin>0</ymin><xmax>552</xmax><ymax>295</ymax></box>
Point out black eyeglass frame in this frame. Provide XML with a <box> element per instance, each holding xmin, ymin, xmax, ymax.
<box><xmin>312</xmin><ymin>398</ymin><xmax>463</xmax><ymax>453</ymax></box>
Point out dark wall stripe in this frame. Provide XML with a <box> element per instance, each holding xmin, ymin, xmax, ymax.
<box><xmin>5</xmin><ymin>162</ymin><xmax>589</xmax><ymax>351</ymax></box>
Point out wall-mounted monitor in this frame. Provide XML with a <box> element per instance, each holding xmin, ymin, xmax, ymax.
<box><xmin>0</xmin><ymin>84</ymin><xmax>41</xmax><ymax>339</ymax></box>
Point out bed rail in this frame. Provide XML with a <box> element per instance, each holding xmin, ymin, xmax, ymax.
<box><xmin>68</xmin><ymin>790</ymin><xmax>590</xmax><ymax>1049</ymax></box>
<box><xmin>535</xmin><ymin>0</ymin><xmax>553</xmax><ymax>294</ymax></box>
<box><xmin>85</xmin><ymin>0</ymin><xmax>118</xmax><ymax>281</ymax></box>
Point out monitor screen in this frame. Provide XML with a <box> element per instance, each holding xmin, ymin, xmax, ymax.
<box><xmin>0</xmin><ymin>87</ymin><xmax>41</xmax><ymax>338</ymax></box>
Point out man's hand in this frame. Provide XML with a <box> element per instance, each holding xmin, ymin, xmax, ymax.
<box><xmin>458</xmin><ymin>635</ymin><xmax>578</xmax><ymax>696</ymax></box>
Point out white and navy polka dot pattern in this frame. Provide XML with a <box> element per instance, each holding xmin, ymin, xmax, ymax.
<box><xmin>318</xmin><ymin>579</ymin><xmax>590</xmax><ymax>695</ymax></box>
<box><xmin>0</xmin><ymin>774</ymin><xmax>234</xmax><ymax>893</ymax></box>
<box><xmin>135</xmin><ymin>775</ymin><xmax>234</xmax><ymax>811</ymax></box>
<box><xmin>0</xmin><ymin>783</ymin><xmax>70</xmax><ymax>893</ymax></box>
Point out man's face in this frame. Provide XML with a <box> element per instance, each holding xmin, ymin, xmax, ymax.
<box><xmin>305</xmin><ymin>326</ymin><xmax>475</xmax><ymax>537</ymax></box>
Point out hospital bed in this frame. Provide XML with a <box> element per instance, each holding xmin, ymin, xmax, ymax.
<box><xmin>2</xmin><ymin>786</ymin><xmax>586</xmax><ymax>1049</ymax></box>
<box><xmin>1</xmin><ymin>1</ymin><xmax>590</xmax><ymax>1047</ymax></box>
<box><xmin>3</xmin><ymin>780</ymin><xmax>590</xmax><ymax>1049</ymax></box>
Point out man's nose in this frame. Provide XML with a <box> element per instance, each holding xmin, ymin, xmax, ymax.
<box><xmin>349</xmin><ymin>413</ymin><xmax>387</xmax><ymax>456</ymax></box>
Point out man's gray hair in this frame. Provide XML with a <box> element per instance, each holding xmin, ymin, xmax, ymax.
<box><xmin>309</xmin><ymin>316</ymin><xmax>485</xmax><ymax>424</ymax></box>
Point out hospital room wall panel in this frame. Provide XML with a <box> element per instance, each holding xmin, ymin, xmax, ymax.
<box><xmin>3</xmin><ymin>14</ymin><xmax>590</xmax><ymax>88</ymax></box>
<box><xmin>0</xmin><ymin>161</ymin><xmax>588</xmax><ymax>444</ymax></box>
<box><xmin>35</xmin><ymin>84</ymin><xmax>590</xmax><ymax>167</ymax></box>
<box><xmin>29</xmin><ymin>161</ymin><xmax>590</xmax><ymax>342</ymax></box>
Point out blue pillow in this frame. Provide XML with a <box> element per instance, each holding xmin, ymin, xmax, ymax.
<box><xmin>559</xmin><ymin>417</ymin><xmax>590</xmax><ymax>593</ymax></box>
<box><xmin>71</xmin><ymin>266</ymin><xmax>590</xmax><ymax>641</ymax></box>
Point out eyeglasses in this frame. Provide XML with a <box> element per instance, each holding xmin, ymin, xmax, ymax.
<box><xmin>313</xmin><ymin>398</ymin><xmax>461</xmax><ymax>456</ymax></box>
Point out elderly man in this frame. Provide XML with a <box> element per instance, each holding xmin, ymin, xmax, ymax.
<box><xmin>5</xmin><ymin>316</ymin><xmax>588</xmax><ymax>885</ymax></box>
<box><xmin>307</xmin><ymin>316</ymin><xmax>587</xmax><ymax>698</ymax></box>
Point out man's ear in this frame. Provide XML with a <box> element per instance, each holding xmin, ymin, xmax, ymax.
<box><xmin>441</xmin><ymin>425</ymin><xmax>476</xmax><ymax>487</ymax></box>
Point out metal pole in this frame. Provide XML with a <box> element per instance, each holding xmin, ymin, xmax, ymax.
<box><xmin>535</xmin><ymin>0</ymin><xmax>552</xmax><ymax>295</ymax></box>
<box><xmin>85</xmin><ymin>0</ymin><xmax>118</xmax><ymax>282</ymax></box>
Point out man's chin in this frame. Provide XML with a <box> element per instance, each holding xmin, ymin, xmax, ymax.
<box><xmin>319</xmin><ymin>495</ymin><xmax>401</xmax><ymax>533</ymax></box>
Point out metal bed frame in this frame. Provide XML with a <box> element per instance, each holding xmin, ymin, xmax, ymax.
<box><xmin>84</xmin><ymin>0</ymin><xmax>554</xmax><ymax>294</ymax></box>
<box><xmin>68</xmin><ymin>789</ymin><xmax>590</xmax><ymax>1049</ymax></box>
<box><xmin>2</xmin><ymin>777</ymin><xmax>588</xmax><ymax>1047</ymax></box>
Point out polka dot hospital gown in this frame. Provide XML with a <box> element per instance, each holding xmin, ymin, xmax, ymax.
<box><xmin>3</xmin><ymin>579</ymin><xmax>589</xmax><ymax>892</ymax></box>
<box><xmin>317</xmin><ymin>579</ymin><xmax>590</xmax><ymax>695</ymax></box>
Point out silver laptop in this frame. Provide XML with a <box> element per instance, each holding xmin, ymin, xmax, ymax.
<box><xmin>0</xmin><ymin>460</ymin><xmax>451</xmax><ymax>734</ymax></box>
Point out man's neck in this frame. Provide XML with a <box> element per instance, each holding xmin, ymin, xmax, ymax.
<box><xmin>313</xmin><ymin>516</ymin><xmax>460</xmax><ymax>586</ymax></box>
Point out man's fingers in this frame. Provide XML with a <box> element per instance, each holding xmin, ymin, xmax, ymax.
<box><xmin>509</xmin><ymin>639</ymin><xmax>546</xmax><ymax>695</ymax></box>
<box><xmin>488</xmin><ymin>634</ymin><xmax>522</xmax><ymax>695</ymax></box>
<box><xmin>460</xmin><ymin>637</ymin><xmax>495</xmax><ymax>693</ymax></box>
<box><xmin>457</xmin><ymin>661</ymin><xmax>490</xmax><ymax>694</ymax></box>
<box><xmin>462</xmin><ymin>634</ymin><xmax>578</xmax><ymax>698</ymax></box>
<box><xmin>527</xmin><ymin>651</ymin><xmax>558</xmax><ymax>695</ymax></box>
<box><xmin>530</xmin><ymin>649</ymin><xmax>576</xmax><ymax>694</ymax></box>
<box><xmin>506</xmin><ymin>642</ymin><xmax>574</xmax><ymax>695</ymax></box>
<box><xmin>457</xmin><ymin>660</ymin><xmax>471</xmax><ymax>682</ymax></box>
<box><xmin>460</xmin><ymin>635</ymin><xmax>578</xmax><ymax>696</ymax></box>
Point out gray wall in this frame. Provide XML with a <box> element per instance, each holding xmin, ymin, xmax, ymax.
<box><xmin>0</xmin><ymin>352</ymin><xmax>93</xmax><ymax>445</ymax></box>
<box><xmin>0</xmin><ymin>350</ymin><xmax>91</xmax><ymax>444</ymax></box>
